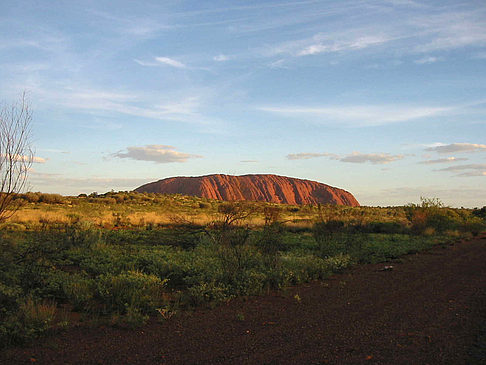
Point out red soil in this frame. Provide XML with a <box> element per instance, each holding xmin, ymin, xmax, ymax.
<box><xmin>2</xmin><ymin>235</ymin><xmax>485</xmax><ymax>364</ymax></box>
<box><xmin>135</xmin><ymin>174</ymin><xmax>360</xmax><ymax>206</ymax></box>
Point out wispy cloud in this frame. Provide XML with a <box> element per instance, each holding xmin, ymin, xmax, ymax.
<box><xmin>89</xmin><ymin>9</ymin><xmax>173</xmax><ymax>38</ymax></box>
<box><xmin>29</xmin><ymin>85</ymin><xmax>211</xmax><ymax>124</ymax></box>
<box><xmin>435</xmin><ymin>163</ymin><xmax>486</xmax><ymax>177</ymax></box>
<box><xmin>29</xmin><ymin>172</ymin><xmax>155</xmax><ymax>194</ymax></box>
<box><xmin>412</xmin><ymin>9</ymin><xmax>486</xmax><ymax>53</ymax></box>
<box><xmin>437</xmin><ymin>164</ymin><xmax>486</xmax><ymax>172</ymax></box>
<box><xmin>267</xmin><ymin>31</ymin><xmax>396</xmax><ymax>58</ymax></box>
<box><xmin>287</xmin><ymin>151</ymin><xmax>404</xmax><ymax>164</ymax></box>
<box><xmin>456</xmin><ymin>171</ymin><xmax>486</xmax><ymax>177</ymax></box>
<box><xmin>297</xmin><ymin>35</ymin><xmax>392</xmax><ymax>56</ymax></box>
<box><xmin>339</xmin><ymin>152</ymin><xmax>404</xmax><ymax>164</ymax></box>
<box><xmin>240</xmin><ymin>160</ymin><xmax>258</xmax><ymax>163</ymax></box>
<box><xmin>260</xmin><ymin>104</ymin><xmax>448</xmax><ymax>126</ymax></box>
<box><xmin>286</xmin><ymin>152</ymin><xmax>335</xmax><ymax>160</ymax></box>
<box><xmin>32</xmin><ymin>156</ymin><xmax>47</xmax><ymax>164</ymax></box>
<box><xmin>213</xmin><ymin>54</ymin><xmax>230</xmax><ymax>62</ymax></box>
<box><xmin>414</xmin><ymin>56</ymin><xmax>440</xmax><ymax>64</ymax></box>
<box><xmin>2</xmin><ymin>154</ymin><xmax>47</xmax><ymax>164</ymax></box>
<box><xmin>419</xmin><ymin>157</ymin><xmax>468</xmax><ymax>164</ymax></box>
<box><xmin>426</xmin><ymin>143</ymin><xmax>486</xmax><ymax>154</ymax></box>
<box><xmin>135</xmin><ymin>57</ymin><xmax>187</xmax><ymax>68</ymax></box>
<box><xmin>155</xmin><ymin>57</ymin><xmax>186</xmax><ymax>68</ymax></box>
<box><xmin>112</xmin><ymin>145</ymin><xmax>202</xmax><ymax>163</ymax></box>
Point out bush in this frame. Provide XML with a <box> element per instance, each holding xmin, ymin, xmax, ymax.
<box><xmin>461</xmin><ymin>217</ymin><xmax>486</xmax><ymax>236</ymax></box>
<box><xmin>96</xmin><ymin>271</ymin><xmax>168</xmax><ymax>314</ymax></box>
<box><xmin>255</xmin><ymin>222</ymin><xmax>285</xmax><ymax>267</ymax></box>
<box><xmin>361</xmin><ymin>221</ymin><xmax>406</xmax><ymax>234</ymax></box>
<box><xmin>405</xmin><ymin>198</ymin><xmax>460</xmax><ymax>234</ymax></box>
<box><xmin>281</xmin><ymin>255</ymin><xmax>331</xmax><ymax>284</ymax></box>
<box><xmin>313</xmin><ymin>220</ymin><xmax>346</xmax><ymax>257</ymax></box>
<box><xmin>472</xmin><ymin>206</ymin><xmax>486</xmax><ymax>219</ymax></box>
<box><xmin>63</xmin><ymin>275</ymin><xmax>96</xmax><ymax>310</ymax></box>
<box><xmin>187</xmin><ymin>281</ymin><xmax>231</xmax><ymax>306</ymax></box>
<box><xmin>65</xmin><ymin>221</ymin><xmax>102</xmax><ymax>248</ymax></box>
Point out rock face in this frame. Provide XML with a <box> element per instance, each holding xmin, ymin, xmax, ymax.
<box><xmin>135</xmin><ymin>174</ymin><xmax>359</xmax><ymax>206</ymax></box>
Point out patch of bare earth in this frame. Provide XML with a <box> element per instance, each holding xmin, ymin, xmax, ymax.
<box><xmin>2</xmin><ymin>235</ymin><xmax>485</xmax><ymax>364</ymax></box>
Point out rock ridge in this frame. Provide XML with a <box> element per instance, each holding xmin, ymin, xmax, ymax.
<box><xmin>135</xmin><ymin>174</ymin><xmax>359</xmax><ymax>206</ymax></box>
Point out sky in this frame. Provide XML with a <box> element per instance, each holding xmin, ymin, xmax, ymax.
<box><xmin>1</xmin><ymin>0</ymin><xmax>485</xmax><ymax>207</ymax></box>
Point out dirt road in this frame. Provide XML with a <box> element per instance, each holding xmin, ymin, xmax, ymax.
<box><xmin>3</xmin><ymin>235</ymin><xmax>485</xmax><ymax>364</ymax></box>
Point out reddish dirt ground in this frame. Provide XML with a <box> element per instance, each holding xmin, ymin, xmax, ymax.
<box><xmin>2</xmin><ymin>235</ymin><xmax>485</xmax><ymax>365</ymax></box>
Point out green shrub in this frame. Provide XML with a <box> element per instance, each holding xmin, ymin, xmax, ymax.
<box><xmin>460</xmin><ymin>217</ymin><xmax>486</xmax><ymax>236</ymax></box>
<box><xmin>96</xmin><ymin>271</ymin><xmax>168</xmax><ymax>314</ymax></box>
<box><xmin>281</xmin><ymin>255</ymin><xmax>331</xmax><ymax>284</ymax></box>
<box><xmin>1</xmin><ymin>297</ymin><xmax>57</xmax><ymax>346</ymax></box>
<box><xmin>63</xmin><ymin>275</ymin><xmax>96</xmax><ymax>310</ymax></box>
<box><xmin>472</xmin><ymin>206</ymin><xmax>486</xmax><ymax>219</ymax></box>
<box><xmin>325</xmin><ymin>253</ymin><xmax>352</xmax><ymax>272</ymax></box>
<box><xmin>187</xmin><ymin>281</ymin><xmax>231</xmax><ymax>306</ymax></box>
<box><xmin>313</xmin><ymin>220</ymin><xmax>346</xmax><ymax>257</ymax></box>
<box><xmin>64</xmin><ymin>221</ymin><xmax>102</xmax><ymax>248</ymax></box>
<box><xmin>255</xmin><ymin>222</ymin><xmax>284</xmax><ymax>267</ymax></box>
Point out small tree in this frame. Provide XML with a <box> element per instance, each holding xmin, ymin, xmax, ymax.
<box><xmin>0</xmin><ymin>93</ymin><xmax>33</xmax><ymax>222</ymax></box>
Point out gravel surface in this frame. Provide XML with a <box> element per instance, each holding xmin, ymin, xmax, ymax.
<box><xmin>2</xmin><ymin>235</ymin><xmax>485</xmax><ymax>365</ymax></box>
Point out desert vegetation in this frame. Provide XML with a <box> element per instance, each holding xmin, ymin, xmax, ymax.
<box><xmin>0</xmin><ymin>192</ymin><xmax>485</xmax><ymax>347</ymax></box>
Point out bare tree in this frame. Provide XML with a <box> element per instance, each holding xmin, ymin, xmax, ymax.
<box><xmin>0</xmin><ymin>93</ymin><xmax>33</xmax><ymax>222</ymax></box>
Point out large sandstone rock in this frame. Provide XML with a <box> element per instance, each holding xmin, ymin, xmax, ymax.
<box><xmin>135</xmin><ymin>174</ymin><xmax>359</xmax><ymax>206</ymax></box>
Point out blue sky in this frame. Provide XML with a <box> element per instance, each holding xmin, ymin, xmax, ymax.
<box><xmin>1</xmin><ymin>0</ymin><xmax>485</xmax><ymax>207</ymax></box>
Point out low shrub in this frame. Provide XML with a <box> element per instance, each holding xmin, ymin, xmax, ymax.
<box><xmin>96</xmin><ymin>271</ymin><xmax>168</xmax><ymax>314</ymax></box>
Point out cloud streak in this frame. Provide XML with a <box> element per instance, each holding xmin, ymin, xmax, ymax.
<box><xmin>426</xmin><ymin>143</ymin><xmax>486</xmax><ymax>154</ymax></box>
<box><xmin>112</xmin><ymin>145</ymin><xmax>202</xmax><ymax>163</ymax></box>
<box><xmin>435</xmin><ymin>163</ymin><xmax>486</xmax><ymax>177</ymax></box>
<box><xmin>287</xmin><ymin>151</ymin><xmax>404</xmax><ymax>164</ymax></box>
<box><xmin>135</xmin><ymin>57</ymin><xmax>187</xmax><ymax>68</ymax></box>
<box><xmin>339</xmin><ymin>152</ymin><xmax>404</xmax><ymax>164</ymax></box>
<box><xmin>286</xmin><ymin>152</ymin><xmax>335</xmax><ymax>160</ymax></box>
<box><xmin>260</xmin><ymin>104</ymin><xmax>448</xmax><ymax>126</ymax></box>
<box><xmin>419</xmin><ymin>157</ymin><xmax>468</xmax><ymax>164</ymax></box>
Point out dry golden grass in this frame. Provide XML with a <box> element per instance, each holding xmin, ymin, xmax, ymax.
<box><xmin>5</xmin><ymin>194</ymin><xmax>409</xmax><ymax>230</ymax></box>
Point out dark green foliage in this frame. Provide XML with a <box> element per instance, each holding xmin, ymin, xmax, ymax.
<box><xmin>472</xmin><ymin>206</ymin><xmax>486</xmax><ymax>219</ymax></box>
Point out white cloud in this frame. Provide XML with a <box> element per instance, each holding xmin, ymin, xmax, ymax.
<box><xmin>426</xmin><ymin>143</ymin><xmax>486</xmax><ymax>154</ymax></box>
<box><xmin>260</xmin><ymin>104</ymin><xmax>448</xmax><ymax>126</ymax></box>
<box><xmin>456</xmin><ymin>171</ymin><xmax>486</xmax><ymax>177</ymax></box>
<box><xmin>268</xmin><ymin>59</ymin><xmax>287</xmax><ymax>69</ymax></box>
<box><xmin>412</xmin><ymin>10</ymin><xmax>486</xmax><ymax>53</ymax></box>
<box><xmin>30</xmin><ymin>85</ymin><xmax>208</xmax><ymax>124</ymax></box>
<box><xmin>339</xmin><ymin>152</ymin><xmax>404</xmax><ymax>164</ymax></box>
<box><xmin>286</xmin><ymin>152</ymin><xmax>335</xmax><ymax>160</ymax></box>
<box><xmin>287</xmin><ymin>151</ymin><xmax>403</xmax><ymax>164</ymax></box>
<box><xmin>2</xmin><ymin>154</ymin><xmax>46</xmax><ymax>164</ymax></box>
<box><xmin>112</xmin><ymin>145</ymin><xmax>202</xmax><ymax>163</ymax></box>
<box><xmin>135</xmin><ymin>57</ymin><xmax>187</xmax><ymax>68</ymax></box>
<box><xmin>213</xmin><ymin>54</ymin><xmax>230</xmax><ymax>62</ymax></box>
<box><xmin>435</xmin><ymin>163</ymin><xmax>486</xmax><ymax>177</ymax></box>
<box><xmin>414</xmin><ymin>56</ymin><xmax>440</xmax><ymax>64</ymax></box>
<box><xmin>32</xmin><ymin>156</ymin><xmax>47</xmax><ymax>164</ymax></box>
<box><xmin>29</xmin><ymin>172</ymin><xmax>156</xmax><ymax>194</ymax></box>
<box><xmin>419</xmin><ymin>157</ymin><xmax>468</xmax><ymax>164</ymax></box>
<box><xmin>268</xmin><ymin>32</ymin><xmax>396</xmax><ymax>58</ymax></box>
<box><xmin>297</xmin><ymin>35</ymin><xmax>392</xmax><ymax>56</ymax></box>
<box><xmin>437</xmin><ymin>164</ymin><xmax>486</xmax><ymax>172</ymax></box>
<box><xmin>155</xmin><ymin>57</ymin><xmax>186</xmax><ymax>68</ymax></box>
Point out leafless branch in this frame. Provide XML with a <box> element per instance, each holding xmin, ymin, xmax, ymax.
<box><xmin>0</xmin><ymin>92</ymin><xmax>33</xmax><ymax>222</ymax></box>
